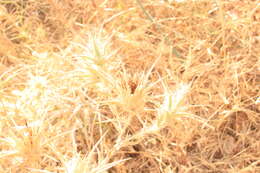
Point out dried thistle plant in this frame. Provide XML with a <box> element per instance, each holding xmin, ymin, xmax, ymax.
<box><xmin>0</xmin><ymin>0</ymin><xmax>259</xmax><ymax>172</ymax></box>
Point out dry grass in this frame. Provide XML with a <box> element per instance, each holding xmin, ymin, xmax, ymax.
<box><xmin>0</xmin><ymin>0</ymin><xmax>259</xmax><ymax>172</ymax></box>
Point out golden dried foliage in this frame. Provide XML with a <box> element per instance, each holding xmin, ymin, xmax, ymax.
<box><xmin>0</xmin><ymin>0</ymin><xmax>259</xmax><ymax>172</ymax></box>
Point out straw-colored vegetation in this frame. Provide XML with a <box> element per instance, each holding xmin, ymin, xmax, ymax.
<box><xmin>0</xmin><ymin>0</ymin><xmax>259</xmax><ymax>172</ymax></box>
